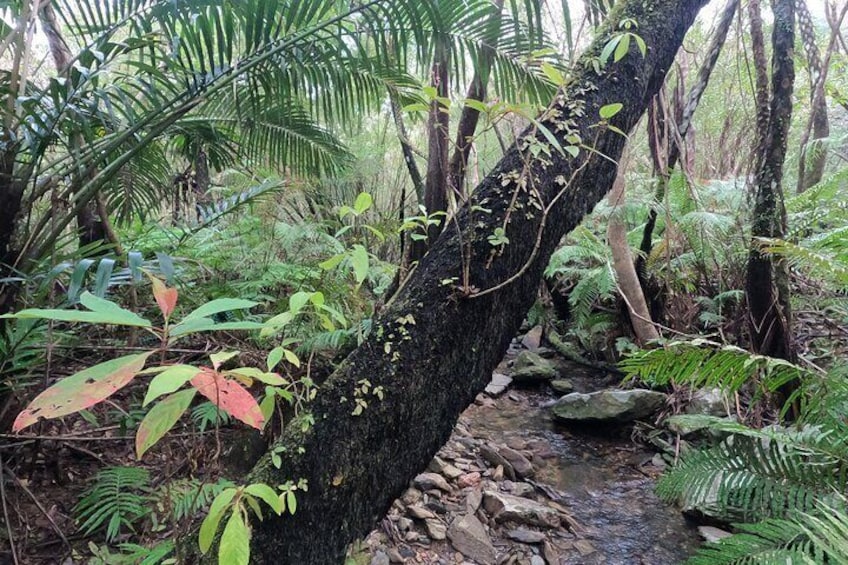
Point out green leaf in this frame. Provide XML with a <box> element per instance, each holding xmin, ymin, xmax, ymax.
<box><xmin>599</xmin><ymin>103</ymin><xmax>623</xmax><ymax>120</ymax></box>
<box><xmin>210</xmin><ymin>351</ymin><xmax>239</xmax><ymax>370</ymax></box>
<box><xmin>6</xmin><ymin>292</ymin><xmax>151</xmax><ymax>327</ymax></box>
<box><xmin>351</xmin><ymin>245</ymin><xmax>369</xmax><ymax>284</ymax></box>
<box><xmin>136</xmin><ymin>389</ymin><xmax>196</xmax><ymax>458</ymax></box>
<box><xmin>219</xmin><ymin>509</ymin><xmax>250</xmax><ymax>565</ymax></box>
<box><xmin>402</xmin><ymin>102</ymin><xmax>429</xmax><ymax>113</ymax></box>
<box><xmin>614</xmin><ymin>33</ymin><xmax>631</xmax><ymax>62</ymax></box>
<box><xmin>286</xmin><ymin>491</ymin><xmax>297</xmax><ymax>514</ymax></box>
<box><xmin>244</xmin><ymin>484</ymin><xmax>283</xmax><ymax>515</ymax></box>
<box><xmin>13</xmin><ymin>353</ymin><xmax>152</xmax><ymax>431</ymax></box>
<box><xmin>181</xmin><ymin>298</ymin><xmax>258</xmax><ymax>323</ymax></box>
<box><xmin>462</xmin><ymin>99</ymin><xmax>488</xmax><ymax>113</ymax></box>
<box><xmin>288</xmin><ymin>292</ymin><xmax>313</xmax><ymax>316</ymax></box>
<box><xmin>600</xmin><ymin>35</ymin><xmax>621</xmax><ymax>64</ymax></box>
<box><xmin>283</xmin><ymin>349</ymin><xmax>300</xmax><ymax>368</ymax></box>
<box><xmin>169</xmin><ymin>319</ymin><xmax>264</xmax><ymax>338</ymax></box>
<box><xmin>540</xmin><ymin>62</ymin><xmax>564</xmax><ymax>85</ymax></box>
<box><xmin>267</xmin><ymin>347</ymin><xmax>285</xmax><ymax>371</ymax></box>
<box><xmin>318</xmin><ymin>254</ymin><xmax>345</xmax><ymax>271</ymax></box>
<box><xmin>353</xmin><ymin>192</ymin><xmax>372</xmax><ymax>214</ymax></box>
<box><xmin>199</xmin><ymin>489</ymin><xmax>237</xmax><ymax>554</ymax></box>
<box><xmin>143</xmin><ymin>365</ymin><xmax>202</xmax><ymax>406</ymax></box>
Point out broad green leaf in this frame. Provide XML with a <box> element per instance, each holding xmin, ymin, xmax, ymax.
<box><xmin>181</xmin><ymin>298</ymin><xmax>258</xmax><ymax>323</ymax></box>
<box><xmin>318</xmin><ymin>254</ymin><xmax>345</xmax><ymax>271</ymax></box>
<box><xmin>191</xmin><ymin>370</ymin><xmax>265</xmax><ymax>430</ymax></box>
<box><xmin>462</xmin><ymin>98</ymin><xmax>489</xmax><ymax>113</ymax></box>
<box><xmin>92</xmin><ymin>259</ymin><xmax>115</xmax><ymax>298</ymax></box>
<box><xmin>219</xmin><ymin>509</ymin><xmax>250</xmax><ymax>565</ymax></box>
<box><xmin>600</xmin><ymin>35</ymin><xmax>620</xmax><ymax>65</ymax></box>
<box><xmin>353</xmin><ymin>192</ymin><xmax>372</xmax><ymax>214</ymax></box>
<box><xmin>599</xmin><ymin>103</ymin><xmax>623</xmax><ymax>119</ymax></box>
<box><xmin>286</xmin><ymin>491</ymin><xmax>297</xmax><ymax>514</ymax></box>
<box><xmin>288</xmin><ymin>292</ymin><xmax>312</xmax><ymax>315</ymax></box>
<box><xmin>199</xmin><ymin>489</ymin><xmax>238</xmax><ymax>554</ymax></box>
<box><xmin>210</xmin><ymin>351</ymin><xmax>239</xmax><ymax>370</ymax></box>
<box><xmin>402</xmin><ymin>102</ymin><xmax>429</xmax><ymax>113</ymax></box>
<box><xmin>614</xmin><ymin>33</ymin><xmax>631</xmax><ymax>62</ymax></box>
<box><xmin>136</xmin><ymin>389</ymin><xmax>196</xmax><ymax>458</ymax></box>
<box><xmin>540</xmin><ymin>62</ymin><xmax>564</xmax><ymax>85</ymax></box>
<box><xmin>225</xmin><ymin>367</ymin><xmax>285</xmax><ymax>386</ymax></box>
<box><xmin>267</xmin><ymin>347</ymin><xmax>285</xmax><ymax>371</ymax></box>
<box><xmin>283</xmin><ymin>349</ymin><xmax>300</xmax><ymax>368</ymax></box>
<box><xmin>244</xmin><ymin>484</ymin><xmax>283</xmax><ymax>515</ymax></box>
<box><xmin>6</xmin><ymin>292</ymin><xmax>151</xmax><ymax>327</ymax></box>
<box><xmin>351</xmin><ymin>245</ymin><xmax>369</xmax><ymax>284</ymax></box>
<box><xmin>143</xmin><ymin>365</ymin><xmax>202</xmax><ymax>406</ymax></box>
<box><xmin>244</xmin><ymin>494</ymin><xmax>263</xmax><ymax>520</ymax></box>
<box><xmin>169</xmin><ymin>319</ymin><xmax>264</xmax><ymax>338</ymax></box>
<box><xmin>13</xmin><ymin>353</ymin><xmax>151</xmax><ymax>431</ymax></box>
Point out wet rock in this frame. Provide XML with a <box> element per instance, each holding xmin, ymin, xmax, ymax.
<box><xmin>551</xmin><ymin>389</ymin><xmax>667</xmax><ymax>423</ymax></box>
<box><xmin>447</xmin><ymin>514</ymin><xmax>497</xmax><ymax>565</ymax></box>
<box><xmin>499</xmin><ymin>446</ymin><xmax>534</xmax><ymax>479</ymax></box>
<box><xmin>415</xmin><ymin>472</ymin><xmax>452</xmax><ymax>492</ymax></box>
<box><xmin>574</xmin><ymin>540</ymin><xmax>597</xmax><ymax>556</ymax></box>
<box><xmin>509</xmin><ymin>482</ymin><xmax>535</xmax><ymax>498</ymax></box>
<box><xmin>511</xmin><ymin>352</ymin><xmax>558</xmax><ymax>383</ymax></box>
<box><xmin>458</xmin><ymin>472</ymin><xmax>481</xmax><ymax>488</ymax></box>
<box><xmin>482</xmin><ymin>491</ymin><xmax>560</xmax><ymax>528</ymax></box>
<box><xmin>465</xmin><ymin>488</ymin><xmax>483</xmax><ymax>514</ymax></box>
<box><xmin>550</xmin><ymin>378</ymin><xmax>574</xmax><ymax>395</ymax></box>
<box><xmin>426</xmin><ymin>518</ymin><xmax>447</xmax><ymax>540</ymax></box>
<box><xmin>698</xmin><ymin>525</ymin><xmax>732</xmax><ymax>543</ymax></box>
<box><xmin>686</xmin><ymin>387</ymin><xmax>729</xmax><ymax>416</ymax></box>
<box><xmin>408</xmin><ymin>505</ymin><xmax>436</xmax><ymax>519</ymax></box>
<box><xmin>521</xmin><ymin>325</ymin><xmax>543</xmax><ymax>350</ymax></box>
<box><xmin>479</xmin><ymin>445</ymin><xmax>516</xmax><ymax>480</ymax></box>
<box><xmin>371</xmin><ymin>550</ymin><xmax>390</xmax><ymax>565</ymax></box>
<box><xmin>486</xmin><ymin>373</ymin><xmax>513</xmax><ymax>397</ymax></box>
<box><xmin>505</xmin><ymin>529</ymin><xmax>546</xmax><ymax>544</ymax></box>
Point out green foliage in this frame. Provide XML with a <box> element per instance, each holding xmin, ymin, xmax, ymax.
<box><xmin>154</xmin><ymin>478</ymin><xmax>235</xmax><ymax>523</ymax></box>
<box><xmin>74</xmin><ymin>467</ymin><xmax>152</xmax><ymax>542</ymax></box>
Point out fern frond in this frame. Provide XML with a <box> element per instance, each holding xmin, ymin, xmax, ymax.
<box><xmin>620</xmin><ymin>339</ymin><xmax>810</xmax><ymax>396</ymax></box>
<box><xmin>154</xmin><ymin>478</ymin><xmax>234</xmax><ymax>522</ymax></box>
<box><xmin>74</xmin><ymin>466</ymin><xmax>151</xmax><ymax>542</ymax></box>
<box><xmin>685</xmin><ymin>518</ymin><xmax>815</xmax><ymax>565</ymax></box>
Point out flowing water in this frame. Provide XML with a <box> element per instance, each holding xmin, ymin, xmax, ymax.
<box><xmin>463</xmin><ymin>385</ymin><xmax>701</xmax><ymax>564</ymax></box>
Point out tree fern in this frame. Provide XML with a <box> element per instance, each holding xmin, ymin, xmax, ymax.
<box><xmin>74</xmin><ymin>466</ymin><xmax>152</xmax><ymax>542</ymax></box>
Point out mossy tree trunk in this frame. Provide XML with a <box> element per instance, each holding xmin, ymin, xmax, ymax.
<box><xmin>746</xmin><ymin>0</ymin><xmax>795</xmax><ymax>365</ymax></box>
<box><xmin>241</xmin><ymin>1</ymin><xmax>708</xmax><ymax>562</ymax></box>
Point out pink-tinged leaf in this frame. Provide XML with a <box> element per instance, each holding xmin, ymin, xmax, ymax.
<box><xmin>13</xmin><ymin>353</ymin><xmax>151</xmax><ymax>432</ymax></box>
<box><xmin>150</xmin><ymin>276</ymin><xmax>178</xmax><ymax>319</ymax></box>
<box><xmin>190</xmin><ymin>369</ymin><xmax>265</xmax><ymax>430</ymax></box>
<box><xmin>136</xmin><ymin>389</ymin><xmax>196</xmax><ymax>459</ymax></box>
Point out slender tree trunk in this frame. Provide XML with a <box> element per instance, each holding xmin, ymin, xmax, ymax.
<box><xmin>795</xmin><ymin>0</ymin><xmax>832</xmax><ymax>192</ymax></box>
<box><xmin>232</xmin><ymin>1</ymin><xmax>709</xmax><ymax>562</ymax></box>
<box><xmin>389</xmin><ymin>91</ymin><xmax>425</xmax><ymax>206</ymax></box>
<box><xmin>608</xmin><ymin>164</ymin><xmax>660</xmax><ymax>344</ymax></box>
<box><xmin>748</xmin><ymin>0</ymin><xmax>771</xmax><ymax>171</ymax></box>
<box><xmin>746</xmin><ymin>0</ymin><xmax>795</xmax><ymax>366</ymax></box>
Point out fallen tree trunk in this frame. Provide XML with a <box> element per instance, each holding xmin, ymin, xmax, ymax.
<box><xmin>243</xmin><ymin>1</ymin><xmax>707</xmax><ymax>562</ymax></box>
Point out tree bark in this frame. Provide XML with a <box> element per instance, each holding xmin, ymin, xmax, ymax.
<box><xmin>608</xmin><ymin>165</ymin><xmax>660</xmax><ymax>345</ymax></box>
<box><xmin>236</xmin><ymin>1</ymin><xmax>708</xmax><ymax>562</ymax></box>
<box><xmin>748</xmin><ymin>0</ymin><xmax>771</xmax><ymax>171</ymax></box>
<box><xmin>746</xmin><ymin>0</ymin><xmax>795</xmax><ymax>365</ymax></box>
<box><xmin>795</xmin><ymin>0</ymin><xmax>832</xmax><ymax>192</ymax></box>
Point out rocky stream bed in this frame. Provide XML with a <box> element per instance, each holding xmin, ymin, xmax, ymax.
<box><xmin>361</xmin><ymin>340</ymin><xmax>703</xmax><ymax>565</ymax></box>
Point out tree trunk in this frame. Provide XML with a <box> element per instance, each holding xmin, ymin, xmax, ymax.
<box><xmin>748</xmin><ymin>0</ymin><xmax>771</xmax><ymax>171</ymax></box>
<box><xmin>746</xmin><ymin>0</ymin><xmax>795</xmax><ymax>366</ymax></box>
<box><xmin>795</xmin><ymin>0</ymin><xmax>831</xmax><ymax>192</ymax></box>
<box><xmin>608</xmin><ymin>165</ymin><xmax>660</xmax><ymax>345</ymax></box>
<box><xmin>235</xmin><ymin>1</ymin><xmax>708</xmax><ymax>563</ymax></box>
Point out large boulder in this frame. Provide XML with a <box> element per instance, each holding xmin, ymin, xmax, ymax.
<box><xmin>511</xmin><ymin>351</ymin><xmax>558</xmax><ymax>383</ymax></box>
<box><xmin>551</xmin><ymin>389</ymin><xmax>667</xmax><ymax>423</ymax></box>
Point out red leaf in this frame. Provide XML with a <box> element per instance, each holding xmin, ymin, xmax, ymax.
<box><xmin>190</xmin><ymin>369</ymin><xmax>265</xmax><ymax>430</ymax></box>
<box><xmin>150</xmin><ymin>276</ymin><xmax>178</xmax><ymax>319</ymax></box>
<box><xmin>13</xmin><ymin>353</ymin><xmax>151</xmax><ymax>432</ymax></box>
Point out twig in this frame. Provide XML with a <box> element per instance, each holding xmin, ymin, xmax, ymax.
<box><xmin>4</xmin><ymin>464</ymin><xmax>71</xmax><ymax>553</ymax></box>
<box><xmin>0</xmin><ymin>449</ymin><xmax>19</xmax><ymax>565</ymax></box>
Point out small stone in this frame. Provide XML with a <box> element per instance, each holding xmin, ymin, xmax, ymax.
<box><xmin>388</xmin><ymin>548</ymin><xmax>405</xmax><ymax>563</ymax></box>
<box><xmin>506</xmin><ymin>437</ymin><xmax>527</xmax><ymax>450</ymax></box>
<box><xmin>492</xmin><ymin>465</ymin><xmax>504</xmax><ymax>481</ymax></box>
<box><xmin>404</xmin><ymin>530</ymin><xmax>418</xmax><ymax>542</ymax></box>
<box><xmin>447</xmin><ymin>514</ymin><xmax>496</xmax><ymax>565</ymax></box>
<box><xmin>486</xmin><ymin>372</ymin><xmax>513</xmax><ymax>397</ymax></box>
<box><xmin>430</xmin><ymin>456</ymin><xmax>464</xmax><ymax>480</ymax></box>
<box><xmin>426</xmin><ymin>518</ymin><xmax>447</xmax><ymax>540</ymax></box>
<box><xmin>479</xmin><ymin>445</ymin><xmax>516</xmax><ymax>480</ymax></box>
<box><xmin>499</xmin><ymin>446</ymin><xmax>534</xmax><ymax>479</ymax></box>
<box><xmin>482</xmin><ymin>491</ymin><xmax>560</xmax><ymax>528</ymax></box>
<box><xmin>401</xmin><ymin>488</ymin><xmax>422</xmax><ymax>506</ymax></box>
<box><xmin>414</xmin><ymin>472</ymin><xmax>452</xmax><ymax>492</ymax></box>
<box><xmin>521</xmin><ymin>325</ymin><xmax>543</xmax><ymax>350</ymax></box>
<box><xmin>408</xmin><ymin>505</ymin><xmax>436</xmax><ymax>519</ymax></box>
<box><xmin>465</xmin><ymin>488</ymin><xmax>483</xmax><ymax>514</ymax></box>
<box><xmin>511</xmin><ymin>351</ymin><xmax>558</xmax><ymax>383</ymax></box>
<box><xmin>510</xmin><ymin>482</ymin><xmax>535</xmax><ymax>498</ymax></box>
<box><xmin>573</xmin><ymin>540</ymin><xmax>596</xmax><ymax>556</ymax></box>
<box><xmin>505</xmin><ymin>529</ymin><xmax>546</xmax><ymax>544</ymax></box>
<box><xmin>542</xmin><ymin>541</ymin><xmax>559</xmax><ymax>564</ymax></box>
<box><xmin>550</xmin><ymin>379</ymin><xmax>574</xmax><ymax>395</ymax></box>
<box><xmin>530</xmin><ymin>556</ymin><xmax>545</xmax><ymax>565</ymax></box>
<box><xmin>699</xmin><ymin>525</ymin><xmax>732</xmax><ymax>543</ymax></box>
<box><xmin>458</xmin><ymin>472</ymin><xmax>481</xmax><ymax>488</ymax></box>
<box><xmin>371</xmin><ymin>550</ymin><xmax>391</xmax><ymax>565</ymax></box>
<box><xmin>398</xmin><ymin>517</ymin><xmax>413</xmax><ymax>531</ymax></box>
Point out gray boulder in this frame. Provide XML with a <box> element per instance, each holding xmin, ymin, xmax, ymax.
<box><xmin>447</xmin><ymin>514</ymin><xmax>496</xmax><ymax>565</ymax></box>
<box><xmin>511</xmin><ymin>351</ymin><xmax>558</xmax><ymax>383</ymax></box>
<box><xmin>551</xmin><ymin>389</ymin><xmax>667</xmax><ymax>423</ymax></box>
